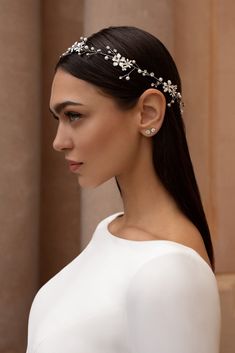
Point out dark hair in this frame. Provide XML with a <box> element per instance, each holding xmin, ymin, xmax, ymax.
<box><xmin>55</xmin><ymin>26</ymin><xmax>215</xmax><ymax>271</ymax></box>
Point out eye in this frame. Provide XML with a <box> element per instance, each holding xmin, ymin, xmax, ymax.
<box><xmin>64</xmin><ymin>111</ymin><xmax>82</xmax><ymax>122</ymax></box>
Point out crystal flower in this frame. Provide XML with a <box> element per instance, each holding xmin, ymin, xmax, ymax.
<box><xmin>112</xmin><ymin>53</ymin><xmax>133</xmax><ymax>71</ymax></box>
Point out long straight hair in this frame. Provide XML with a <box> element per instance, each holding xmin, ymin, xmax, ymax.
<box><xmin>55</xmin><ymin>26</ymin><xmax>215</xmax><ymax>271</ymax></box>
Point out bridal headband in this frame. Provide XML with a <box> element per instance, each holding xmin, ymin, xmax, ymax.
<box><xmin>61</xmin><ymin>37</ymin><xmax>184</xmax><ymax>113</ymax></box>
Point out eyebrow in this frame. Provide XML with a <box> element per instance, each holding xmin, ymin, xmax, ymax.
<box><xmin>49</xmin><ymin>100</ymin><xmax>84</xmax><ymax>117</ymax></box>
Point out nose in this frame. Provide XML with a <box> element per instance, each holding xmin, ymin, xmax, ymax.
<box><xmin>53</xmin><ymin>123</ymin><xmax>73</xmax><ymax>152</ymax></box>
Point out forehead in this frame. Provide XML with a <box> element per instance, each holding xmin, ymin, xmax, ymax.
<box><xmin>50</xmin><ymin>69</ymin><xmax>101</xmax><ymax>106</ymax></box>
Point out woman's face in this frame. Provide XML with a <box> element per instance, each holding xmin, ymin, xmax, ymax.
<box><xmin>49</xmin><ymin>69</ymin><xmax>140</xmax><ymax>188</ymax></box>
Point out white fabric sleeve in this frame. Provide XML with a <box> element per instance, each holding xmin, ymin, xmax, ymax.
<box><xmin>125</xmin><ymin>250</ymin><xmax>221</xmax><ymax>353</ymax></box>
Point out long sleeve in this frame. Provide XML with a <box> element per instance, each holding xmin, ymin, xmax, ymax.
<box><xmin>125</xmin><ymin>250</ymin><xmax>221</xmax><ymax>353</ymax></box>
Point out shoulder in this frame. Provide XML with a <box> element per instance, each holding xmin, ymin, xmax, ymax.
<box><xmin>124</xmin><ymin>250</ymin><xmax>221</xmax><ymax>353</ymax></box>
<box><xmin>126</xmin><ymin>249</ymin><xmax>219</xmax><ymax>305</ymax></box>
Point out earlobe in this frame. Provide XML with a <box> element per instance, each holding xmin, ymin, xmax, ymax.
<box><xmin>138</xmin><ymin>89</ymin><xmax>166</xmax><ymax>136</ymax></box>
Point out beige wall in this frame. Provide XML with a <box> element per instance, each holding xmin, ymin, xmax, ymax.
<box><xmin>0</xmin><ymin>0</ymin><xmax>234</xmax><ymax>352</ymax></box>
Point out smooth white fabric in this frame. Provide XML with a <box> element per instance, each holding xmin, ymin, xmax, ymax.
<box><xmin>26</xmin><ymin>212</ymin><xmax>221</xmax><ymax>353</ymax></box>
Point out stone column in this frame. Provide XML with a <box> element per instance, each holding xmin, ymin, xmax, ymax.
<box><xmin>0</xmin><ymin>1</ymin><xmax>41</xmax><ymax>352</ymax></box>
<box><xmin>210</xmin><ymin>0</ymin><xmax>235</xmax><ymax>273</ymax></box>
<box><xmin>210</xmin><ymin>2</ymin><xmax>235</xmax><ymax>351</ymax></box>
<box><xmin>174</xmin><ymin>0</ymin><xmax>213</xmax><ymax>226</ymax></box>
<box><xmin>40</xmin><ymin>0</ymin><xmax>84</xmax><ymax>284</ymax></box>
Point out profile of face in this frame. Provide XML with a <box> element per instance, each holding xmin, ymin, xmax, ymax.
<box><xmin>49</xmin><ymin>69</ymin><xmax>148</xmax><ymax>188</ymax></box>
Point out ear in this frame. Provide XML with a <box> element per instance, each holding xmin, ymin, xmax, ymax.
<box><xmin>136</xmin><ymin>88</ymin><xmax>166</xmax><ymax>136</ymax></box>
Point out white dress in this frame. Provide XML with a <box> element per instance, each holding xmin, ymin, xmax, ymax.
<box><xmin>26</xmin><ymin>212</ymin><xmax>221</xmax><ymax>353</ymax></box>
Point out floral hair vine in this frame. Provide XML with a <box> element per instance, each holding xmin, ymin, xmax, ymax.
<box><xmin>60</xmin><ymin>37</ymin><xmax>184</xmax><ymax>113</ymax></box>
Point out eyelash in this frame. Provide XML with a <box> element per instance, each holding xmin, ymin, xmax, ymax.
<box><xmin>64</xmin><ymin>111</ymin><xmax>82</xmax><ymax>122</ymax></box>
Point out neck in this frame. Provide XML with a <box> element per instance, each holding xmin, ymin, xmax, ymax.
<box><xmin>116</xmin><ymin>142</ymin><xmax>182</xmax><ymax>236</ymax></box>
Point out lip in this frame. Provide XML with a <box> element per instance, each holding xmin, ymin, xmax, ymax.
<box><xmin>66</xmin><ymin>159</ymin><xmax>84</xmax><ymax>172</ymax></box>
<box><xmin>66</xmin><ymin>158</ymin><xmax>83</xmax><ymax>164</ymax></box>
<box><xmin>69</xmin><ymin>163</ymin><xmax>83</xmax><ymax>172</ymax></box>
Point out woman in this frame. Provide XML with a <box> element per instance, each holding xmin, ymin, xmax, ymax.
<box><xmin>26</xmin><ymin>26</ymin><xmax>221</xmax><ymax>353</ymax></box>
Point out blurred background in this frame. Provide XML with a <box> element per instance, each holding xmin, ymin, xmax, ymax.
<box><xmin>0</xmin><ymin>0</ymin><xmax>234</xmax><ymax>352</ymax></box>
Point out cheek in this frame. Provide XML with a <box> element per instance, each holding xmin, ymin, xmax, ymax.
<box><xmin>75</xmin><ymin>115</ymin><xmax>138</xmax><ymax>170</ymax></box>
